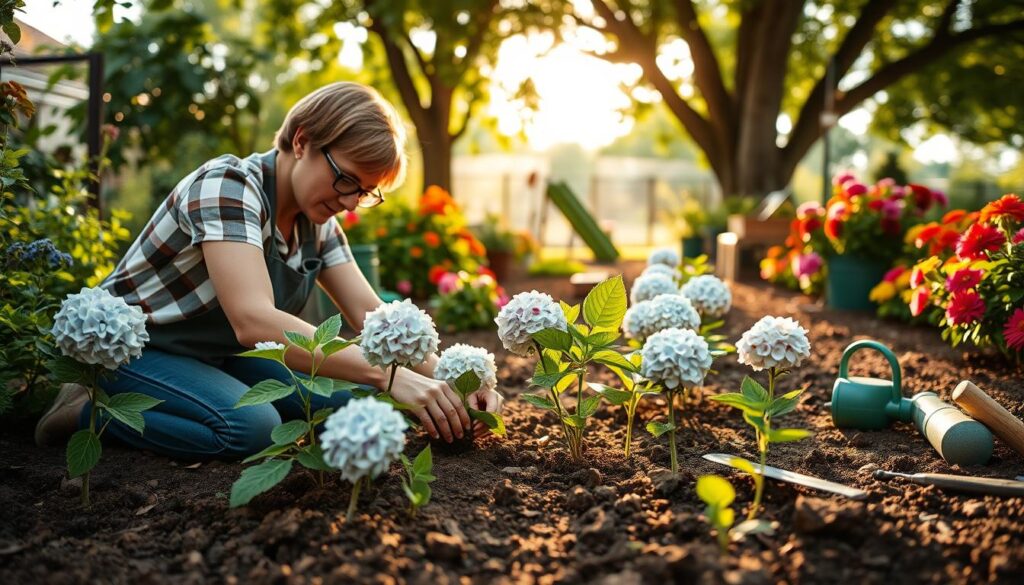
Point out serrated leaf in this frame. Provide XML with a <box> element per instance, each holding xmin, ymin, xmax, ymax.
<box><xmin>555</xmin><ymin>369</ymin><xmax>578</xmax><ymax>394</ymax></box>
<box><xmin>238</xmin><ymin>347</ymin><xmax>286</xmax><ymax>362</ymax></box>
<box><xmin>559</xmin><ymin>301</ymin><xmax>580</xmax><ymax>324</ymax></box>
<box><xmin>242</xmin><ymin>442</ymin><xmax>292</xmax><ymax>463</ymax></box>
<box><xmin>577</xmin><ymin>394</ymin><xmax>602</xmax><ymax>418</ymax></box>
<box><xmin>741</xmin><ymin>377</ymin><xmax>769</xmax><ymax>402</ymax></box>
<box><xmin>767</xmin><ymin>428</ymin><xmax>813</xmax><ymax>443</ymax></box>
<box><xmin>49</xmin><ymin>356</ymin><xmax>88</xmax><ymax>384</ymax></box>
<box><xmin>646</xmin><ymin>420</ymin><xmax>675</xmax><ymax>437</ymax></box>
<box><xmin>412</xmin><ymin>445</ymin><xmax>433</xmax><ymax>476</ymax></box>
<box><xmin>583</xmin><ymin>275</ymin><xmax>626</xmax><ymax>329</ymax></box>
<box><xmin>302</xmin><ymin>377</ymin><xmax>336</xmax><ymax>398</ymax></box>
<box><xmin>284</xmin><ymin>331</ymin><xmax>315</xmax><ymax>352</ymax></box>
<box><xmin>101</xmin><ymin>404</ymin><xmax>146</xmax><ymax>435</ymax></box>
<box><xmin>235</xmin><ymin>379</ymin><xmax>295</xmax><ymax>408</ymax></box>
<box><xmin>531</xmin><ymin>369</ymin><xmax>574</xmax><ymax>389</ymax></box>
<box><xmin>453</xmin><ymin>370</ymin><xmax>481</xmax><ymax>398</ymax></box>
<box><xmin>563</xmin><ymin>414</ymin><xmax>587</xmax><ymax>428</ymax></box>
<box><xmin>470</xmin><ymin>409</ymin><xmax>506</xmax><ymax>436</ymax></box>
<box><xmin>532</xmin><ymin>328</ymin><xmax>573</xmax><ymax>353</ymax></box>
<box><xmin>592</xmin><ymin>349</ymin><xmax>636</xmax><ymax>372</ymax></box>
<box><xmin>296</xmin><ymin>445</ymin><xmax>332</xmax><ymax>471</ymax></box>
<box><xmin>311</xmin><ymin>407</ymin><xmax>334</xmax><ymax>425</ymax></box>
<box><xmin>586</xmin><ymin>330</ymin><xmax>620</xmax><ymax>347</ymax></box>
<box><xmin>696</xmin><ymin>475</ymin><xmax>735</xmax><ymax>507</ymax></box>
<box><xmin>66</xmin><ymin>430</ymin><xmax>101</xmax><ymax>478</ymax></box>
<box><xmin>314</xmin><ymin>314</ymin><xmax>342</xmax><ymax>345</ymax></box>
<box><xmin>521</xmin><ymin>393</ymin><xmax>557</xmax><ymax>411</ymax></box>
<box><xmin>589</xmin><ymin>382</ymin><xmax>632</xmax><ymax>405</ymax></box>
<box><xmin>230</xmin><ymin>459</ymin><xmax>293</xmax><ymax>507</ymax></box>
<box><xmin>709</xmin><ymin>393</ymin><xmax>764</xmax><ymax>416</ymax></box>
<box><xmin>271</xmin><ymin>420</ymin><xmax>309</xmax><ymax>445</ymax></box>
<box><xmin>106</xmin><ymin>392</ymin><xmax>162</xmax><ymax>413</ymax></box>
<box><xmin>322</xmin><ymin>337</ymin><xmax>358</xmax><ymax>357</ymax></box>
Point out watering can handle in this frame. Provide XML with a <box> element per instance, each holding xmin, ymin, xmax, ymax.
<box><xmin>838</xmin><ymin>340</ymin><xmax>902</xmax><ymax>404</ymax></box>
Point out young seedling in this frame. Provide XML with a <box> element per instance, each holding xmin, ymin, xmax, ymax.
<box><xmin>230</xmin><ymin>314</ymin><xmax>360</xmax><ymax>507</ymax></box>
<box><xmin>589</xmin><ymin>352</ymin><xmax>657</xmax><ymax>457</ymax></box>
<box><xmin>696</xmin><ymin>474</ymin><xmax>736</xmax><ymax>555</ymax></box>
<box><xmin>710</xmin><ymin>316</ymin><xmax>812</xmax><ymax>519</ymax></box>
<box><xmin>400</xmin><ymin>445</ymin><xmax>436</xmax><ymax>515</ymax></box>
<box><xmin>49</xmin><ymin>287</ymin><xmax>160</xmax><ymax>507</ymax></box>
<box><xmin>521</xmin><ymin>277</ymin><xmax>637</xmax><ymax>460</ymax></box>
<box><xmin>451</xmin><ymin>371</ymin><xmax>506</xmax><ymax>438</ymax></box>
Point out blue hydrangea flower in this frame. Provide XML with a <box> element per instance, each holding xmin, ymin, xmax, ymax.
<box><xmin>681</xmin><ymin>275</ymin><xmax>732</xmax><ymax>319</ymax></box>
<box><xmin>630</xmin><ymin>273</ymin><xmax>679</xmax><ymax>304</ymax></box>
<box><xmin>434</xmin><ymin>344</ymin><xmax>498</xmax><ymax>393</ymax></box>
<box><xmin>51</xmin><ymin>287</ymin><xmax>149</xmax><ymax>369</ymax></box>
<box><xmin>320</xmin><ymin>397</ymin><xmax>407</xmax><ymax>483</ymax></box>
<box><xmin>495</xmin><ymin>290</ymin><xmax>567</xmax><ymax>356</ymax></box>
<box><xmin>647</xmin><ymin>248</ymin><xmax>680</xmax><ymax>267</ymax></box>
<box><xmin>640</xmin><ymin>327</ymin><xmax>712</xmax><ymax>389</ymax></box>
<box><xmin>737</xmin><ymin>316</ymin><xmax>811</xmax><ymax>371</ymax></box>
<box><xmin>624</xmin><ymin>294</ymin><xmax>701</xmax><ymax>342</ymax></box>
<box><xmin>361</xmin><ymin>300</ymin><xmax>440</xmax><ymax>368</ymax></box>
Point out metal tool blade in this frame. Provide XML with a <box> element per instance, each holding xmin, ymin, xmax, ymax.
<box><xmin>702</xmin><ymin>453</ymin><xmax>868</xmax><ymax>500</ymax></box>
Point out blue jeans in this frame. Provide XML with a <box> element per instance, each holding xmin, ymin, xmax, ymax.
<box><xmin>77</xmin><ymin>349</ymin><xmax>364</xmax><ymax>459</ymax></box>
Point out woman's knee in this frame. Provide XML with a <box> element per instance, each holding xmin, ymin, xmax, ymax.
<box><xmin>218</xmin><ymin>405</ymin><xmax>281</xmax><ymax>457</ymax></box>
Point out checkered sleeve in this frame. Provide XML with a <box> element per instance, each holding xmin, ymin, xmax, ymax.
<box><xmin>179</xmin><ymin>165</ymin><xmax>266</xmax><ymax>249</ymax></box>
<box><xmin>319</xmin><ymin>216</ymin><xmax>354</xmax><ymax>268</ymax></box>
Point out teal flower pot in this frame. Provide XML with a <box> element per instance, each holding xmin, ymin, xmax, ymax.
<box><xmin>826</xmin><ymin>254</ymin><xmax>887</xmax><ymax>311</ymax></box>
<box><xmin>681</xmin><ymin>236</ymin><xmax>704</xmax><ymax>259</ymax></box>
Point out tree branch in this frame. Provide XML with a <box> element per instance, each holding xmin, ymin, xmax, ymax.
<box><xmin>673</xmin><ymin>0</ymin><xmax>734</xmax><ymax>134</ymax></box>
<box><xmin>368</xmin><ymin>18</ymin><xmax>429</xmax><ymax>132</ymax></box>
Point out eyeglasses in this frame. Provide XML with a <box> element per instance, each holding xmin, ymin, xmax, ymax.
<box><xmin>321</xmin><ymin>148</ymin><xmax>385</xmax><ymax>208</ymax></box>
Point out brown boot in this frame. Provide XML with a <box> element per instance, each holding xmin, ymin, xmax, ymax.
<box><xmin>34</xmin><ymin>383</ymin><xmax>90</xmax><ymax>447</ymax></box>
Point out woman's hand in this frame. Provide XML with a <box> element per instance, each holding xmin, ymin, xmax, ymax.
<box><xmin>468</xmin><ymin>388</ymin><xmax>505</xmax><ymax>439</ymax></box>
<box><xmin>389</xmin><ymin>367</ymin><xmax>471</xmax><ymax>442</ymax></box>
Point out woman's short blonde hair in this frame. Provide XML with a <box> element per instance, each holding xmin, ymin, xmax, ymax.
<box><xmin>275</xmin><ymin>82</ymin><xmax>407</xmax><ymax>190</ymax></box>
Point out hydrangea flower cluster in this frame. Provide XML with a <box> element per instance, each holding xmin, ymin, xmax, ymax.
<box><xmin>434</xmin><ymin>344</ymin><xmax>498</xmax><ymax>393</ymax></box>
<box><xmin>647</xmin><ymin>248</ymin><xmax>680</xmax><ymax>267</ymax></box>
<box><xmin>3</xmin><ymin>238</ymin><xmax>73</xmax><ymax>270</ymax></box>
<box><xmin>641</xmin><ymin>263</ymin><xmax>676</xmax><ymax>278</ymax></box>
<box><xmin>624</xmin><ymin>294</ymin><xmax>701</xmax><ymax>342</ymax></box>
<box><xmin>51</xmin><ymin>287</ymin><xmax>149</xmax><ymax>370</ymax></box>
<box><xmin>681</xmin><ymin>275</ymin><xmax>732</xmax><ymax>318</ymax></box>
<box><xmin>630</xmin><ymin>273</ymin><xmax>679</xmax><ymax>304</ymax></box>
<box><xmin>361</xmin><ymin>299</ymin><xmax>440</xmax><ymax>367</ymax></box>
<box><xmin>255</xmin><ymin>341</ymin><xmax>285</xmax><ymax>351</ymax></box>
<box><xmin>640</xmin><ymin>327</ymin><xmax>713</xmax><ymax>389</ymax></box>
<box><xmin>319</xmin><ymin>397</ymin><xmax>408</xmax><ymax>482</ymax></box>
<box><xmin>736</xmin><ymin>316</ymin><xmax>811</xmax><ymax>371</ymax></box>
<box><xmin>495</xmin><ymin>290</ymin><xmax>567</xmax><ymax>356</ymax></box>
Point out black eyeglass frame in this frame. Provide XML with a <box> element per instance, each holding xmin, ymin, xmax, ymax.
<box><xmin>321</xmin><ymin>147</ymin><xmax>385</xmax><ymax>208</ymax></box>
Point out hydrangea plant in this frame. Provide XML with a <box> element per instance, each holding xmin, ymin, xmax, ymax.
<box><xmin>640</xmin><ymin>263</ymin><xmax>676</xmax><ymax>279</ymax></box>
<box><xmin>495</xmin><ymin>290</ymin><xmax>567</xmax><ymax>356</ymax></box>
<box><xmin>647</xmin><ymin>247</ymin><xmax>680</xmax><ymax>267</ymax></box>
<box><xmin>640</xmin><ymin>327</ymin><xmax>713</xmax><ymax>473</ymax></box>
<box><xmin>49</xmin><ymin>287</ymin><xmax>159</xmax><ymax>506</ymax></box>
<box><xmin>434</xmin><ymin>344</ymin><xmax>505</xmax><ymax>440</ymax></box>
<box><xmin>681</xmin><ymin>275</ymin><xmax>733</xmax><ymax>320</ymax></box>
<box><xmin>361</xmin><ymin>299</ymin><xmax>440</xmax><ymax>393</ymax></box>
<box><xmin>229</xmin><ymin>314</ymin><xmax>361</xmax><ymax>507</ymax></box>
<box><xmin>711</xmin><ymin>316</ymin><xmax>813</xmax><ymax>519</ymax></box>
<box><xmin>320</xmin><ymin>397</ymin><xmax>408</xmax><ymax>520</ymax></box>
<box><xmin>629</xmin><ymin>273</ymin><xmax>679</xmax><ymax>305</ymax></box>
<box><xmin>623</xmin><ymin>294</ymin><xmax>701</xmax><ymax>344</ymax></box>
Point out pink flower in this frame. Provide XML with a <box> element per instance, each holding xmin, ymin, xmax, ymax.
<box><xmin>932</xmin><ymin>190</ymin><xmax>948</xmax><ymax>208</ymax></box>
<box><xmin>791</xmin><ymin>252</ymin><xmax>823</xmax><ymax>278</ymax></box>
<box><xmin>845</xmin><ymin>182</ymin><xmax>868</xmax><ymax>198</ymax></box>
<box><xmin>1003</xmin><ymin>308</ymin><xmax>1024</xmax><ymax>351</ymax></box>
<box><xmin>396</xmin><ymin>280</ymin><xmax>412</xmax><ymax>295</ymax></box>
<box><xmin>496</xmin><ymin>293</ymin><xmax>510</xmax><ymax>309</ymax></box>
<box><xmin>956</xmin><ymin>224</ymin><xmax>1004</xmax><ymax>260</ymax></box>
<box><xmin>1014</xmin><ymin>228</ymin><xmax>1024</xmax><ymax>245</ymax></box>
<box><xmin>437</xmin><ymin>272</ymin><xmax>462</xmax><ymax>295</ymax></box>
<box><xmin>946</xmin><ymin>291</ymin><xmax>986</xmax><ymax>326</ymax></box>
<box><xmin>910</xmin><ymin>287</ymin><xmax>930</xmax><ymax>317</ymax></box>
<box><xmin>883</xmin><ymin>266</ymin><xmax>906</xmax><ymax>283</ymax></box>
<box><xmin>945</xmin><ymin>268</ymin><xmax>984</xmax><ymax>294</ymax></box>
<box><xmin>833</xmin><ymin>172</ymin><xmax>856</xmax><ymax>187</ymax></box>
<box><xmin>796</xmin><ymin>201</ymin><xmax>823</xmax><ymax>219</ymax></box>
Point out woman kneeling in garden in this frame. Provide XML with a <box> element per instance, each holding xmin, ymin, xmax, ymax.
<box><xmin>36</xmin><ymin>82</ymin><xmax>502</xmax><ymax>458</ymax></box>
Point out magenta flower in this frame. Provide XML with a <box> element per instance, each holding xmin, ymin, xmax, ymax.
<box><xmin>791</xmin><ymin>252</ymin><xmax>823</xmax><ymax>278</ymax></box>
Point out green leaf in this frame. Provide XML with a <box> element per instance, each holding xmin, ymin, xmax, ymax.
<box><xmin>321</xmin><ymin>337</ymin><xmax>358</xmax><ymax>357</ymax></box>
<box><xmin>696</xmin><ymin>475</ymin><xmax>735</xmax><ymax>507</ymax></box>
<box><xmin>234</xmin><ymin>379</ymin><xmax>295</xmax><ymax>408</ymax></box>
<box><xmin>742</xmin><ymin>412</ymin><xmax>766</xmax><ymax>433</ymax></box>
<box><xmin>4</xmin><ymin>22</ymin><xmax>21</xmax><ymax>45</ymax></box>
<box><xmin>242</xmin><ymin>443</ymin><xmax>292</xmax><ymax>464</ymax></box>
<box><xmin>311</xmin><ymin>407</ymin><xmax>334</xmax><ymax>425</ymax></box>
<box><xmin>728</xmin><ymin>457</ymin><xmax>758</xmax><ymax>476</ymax></box>
<box><xmin>284</xmin><ymin>331</ymin><xmax>315</xmax><ymax>352</ymax></box>
<box><xmin>332</xmin><ymin>380</ymin><xmax>362</xmax><ymax>393</ymax></box>
<box><xmin>296</xmin><ymin>445</ymin><xmax>332</xmax><ymax>471</ymax></box>
<box><xmin>589</xmin><ymin>382</ymin><xmax>632</xmax><ymax>405</ymax></box>
<box><xmin>271</xmin><ymin>420</ymin><xmax>309</xmax><ymax>445</ymax></box>
<box><xmin>106</xmin><ymin>392</ymin><xmax>162</xmax><ymax>413</ymax></box>
<box><xmin>767</xmin><ymin>388</ymin><xmax>804</xmax><ymax>417</ymax></box>
<box><xmin>101</xmin><ymin>404</ymin><xmax>145</xmax><ymax>435</ymax></box>
<box><xmin>237</xmin><ymin>346</ymin><xmax>286</xmax><ymax>363</ymax></box>
<box><xmin>521</xmin><ymin>393</ymin><xmax>557</xmax><ymax>411</ymax></box>
<box><xmin>564</xmin><ymin>414</ymin><xmax>587</xmax><ymax>429</ymax></box>
<box><xmin>532</xmin><ymin>328</ymin><xmax>573</xmax><ymax>353</ymax></box>
<box><xmin>586</xmin><ymin>331</ymin><xmax>620</xmax><ymax>347</ymax></box>
<box><xmin>577</xmin><ymin>394</ymin><xmax>602</xmax><ymax>418</ymax></box>
<box><xmin>582</xmin><ymin>275</ymin><xmax>627</xmax><ymax>329</ymax></box>
<box><xmin>470</xmin><ymin>409</ymin><xmax>506</xmax><ymax>437</ymax></box>
<box><xmin>592</xmin><ymin>349</ymin><xmax>636</xmax><ymax>372</ymax></box>
<box><xmin>230</xmin><ymin>459</ymin><xmax>293</xmax><ymax>507</ymax></box>
<box><xmin>741</xmin><ymin>377</ymin><xmax>769</xmax><ymax>402</ymax></box>
<box><xmin>412</xmin><ymin>445</ymin><xmax>433</xmax><ymax>476</ymax></box>
<box><xmin>555</xmin><ymin>369</ymin><xmax>578</xmax><ymax>394</ymax></box>
<box><xmin>767</xmin><ymin>428</ymin><xmax>813</xmax><ymax>443</ymax></box>
<box><xmin>531</xmin><ymin>369</ymin><xmax>575</xmax><ymax>389</ymax></box>
<box><xmin>646</xmin><ymin>420</ymin><xmax>675</xmax><ymax>437</ymax></box>
<box><xmin>302</xmin><ymin>377</ymin><xmax>336</xmax><ymax>398</ymax></box>
<box><xmin>559</xmin><ymin>301</ymin><xmax>580</xmax><ymax>324</ymax></box>
<box><xmin>314</xmin><ymin>315</ymin><xmax>342</xmax><ymax>346</ymax></box>
<box><xmin>709</xmin><ymin>393</ymin><xmax>764</xmax><ymax>416</ymax></box>
<box><xmin>453</xmin><ymin>370</ymin><xmax>482</xmax><ymax>398</ymax></box>
<box><xmin>49</xmin><ymin>356</ymin><xmax>88</xmax><ymax>384</ymax></box>
<box><xmin>66</xmin><ymin>430</ymin><xmax>101</xmax><ymax>478</ymax></box>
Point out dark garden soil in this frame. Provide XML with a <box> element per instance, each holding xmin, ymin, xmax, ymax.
<box><xmin>2</xmin><ymin>261</ymin><xmax>1023</xmax><ymax>584</ymax></box>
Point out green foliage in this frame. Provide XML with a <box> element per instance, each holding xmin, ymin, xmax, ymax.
<box><xmin>696</xmin><ymin>474</ymin><xmax>735</xmax><ymax>555</ymax></box>
<box><xmin>433</xmin><ymin>269</ymin><xmax>508</xmax><ymax>333</ymax></box>
<box><xmin>400</xmin><ymin>445</ymin><xmax>437</xmax><ymax>515</ymax></box>
<box><xmin>527</xmin><ymin>258</ymin><xmax>587</xmax><ymax>277</ymax></box>
<box><xmin>230</xmin><ymin>315</ymin><xmax>361</xmax><ymax>507</ymax></box>
<box><xmin>449</xmin><ymin>370</ymin><xmax>506</xmax><ymax>438</ymax></box>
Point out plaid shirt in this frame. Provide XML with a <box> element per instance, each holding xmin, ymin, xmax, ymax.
<box><xmin>102</xmin><ymin>150</ymin><xmax>353</xmax><ymax>324</ymax></box>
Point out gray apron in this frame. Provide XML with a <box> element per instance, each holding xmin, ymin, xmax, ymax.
<box><xmin>146</xmin><ymin>150</ymin><xmax>323</xmax><ymax>363</ymax></box>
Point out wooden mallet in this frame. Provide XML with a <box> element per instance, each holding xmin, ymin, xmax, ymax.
<box><xmin>952</xmin><ymin>380</ymin><xmax>1024</xmax><ymax>458</ymax></box>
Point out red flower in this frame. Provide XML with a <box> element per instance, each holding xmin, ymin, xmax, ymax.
<box><xmin>797</xmin><ymin>216</ymin><xmax>821</xmax><ymax>241</ymax></box>
<box><xmin>1003</xmin><ymin>308</ymin><xmax>1024</xmax><ymax>351</ymax></box>
<box><xmin>908</xmin><ymin>184</ymin><xmax>933</xmax><ymax>211</ymax></box>
<box><xmin>428</xmin><ymin>265</ymin><xmax>446</xmax><ymax>284</ymax></box>
<box><xmin>423</xmin><ymin>231</ymin><xmax>441</xmax><ymax>247</ymax></box>
<box><xmin>1013</xmin><ymin>228</ymin><xmax>1024</xmax><ymax>245</ymax></box>
<box><xmin>410</xmin><ymin>246</ymin><xmax>423</xmax><ymax>258</ymax></box>
<box><xmin>341</xmin><ymin>211</ymin><xmax>359</xmax><ymax>230</ymax></box>
<box><xmin>478</xmin><ymin>266</ymin><xmax>497</xmax><ymax>279</ymax></box>
<box><xmin>942</xmin><ymin>210</ymin><xmax>967</xmax><ymax>225</ymax></box>
<box><xmin>956</xmin><ymin>223</ymin><xmax>1004</xmax><ymax>260</ymax></box>
<box><xmin>945</xmin><ymin>268</ymin><xmax>984</xmax><ymax>294</ymax></box>
<box><xmin>909</xmin><ymin>287</ymin><xmax>930</xmax><ymax>317</ymax></box>
<box><xmin>845</xmin><ymin>182</ymin><xmax>868</xmax><ymax>198</ymax></box>
<box><xmin>980</xmin><ymin>194</ymin><xmax>1024</xmax><ymax>224</ymax></box>
<box><xmin>883</xmin><ymin>266</ymin><xmax>906</xmax><ymax>283</ymax></box>
<box><xmin>824</xmin><ymin>217</ymin><xmax>843</xmax><ymax>240</ymax></box>
<box><xmin>909</xmin><ymin>266</ymin><xmax>926</xmax><ymax>288</ymax></box>
<box><xmin>946</xmin><ymin>291</ymin><xmax>986</xmax><ymax>326</ymax></box>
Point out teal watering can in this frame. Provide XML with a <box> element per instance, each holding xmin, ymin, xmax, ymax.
<box><xmin>830</xmin><ymin>340</ymin><xmax>993</xmax><ymax>466</ymax></box>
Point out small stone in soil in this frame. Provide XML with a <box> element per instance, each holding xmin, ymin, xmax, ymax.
<box><xmin>594</xmin><ymin>485</ymin><xmax>617</xmax><ymax>500</ymax></box>
<box><xmin>501</xmin><ymin>466</ymin><xmax>523</xmax><ymax>475</ymax></box>
<box><xmin>425</xmin><ymin>531</ymin><xmax>465</xmax><ymax>561</ymax></box>
<box><xmin>492</xmin><ymin>479</ymin><xmax>521</xmax><ymax>505</ymax></box>
<box><xmin>614</xmin><ymin>493</ymin><xmax>643</xmax><ymax>515</ymax></box>
<box><xmin>962</xmin><ymin>500</ymin><xmax>986</xmax><ymax>518</ymax></box>
<box><xmin>566</xmin><ymin>486</ymin><xmax>594</xmax><ymax>512</ymax></box>
<box><xmin>648</xmin><ymin>468</ymin><xmax>689</xmax><ymax>496</ymax></box>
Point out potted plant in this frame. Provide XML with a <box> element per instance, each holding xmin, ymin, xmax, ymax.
<box><xmin>663</xmin><ymin>196</ymin><xmax>707</xmax><ymax>259</ymax></box>
<box><xmin>473</xmin><ymin>213</ymin><xmax>519</xmax><ymax>283</ymax></box>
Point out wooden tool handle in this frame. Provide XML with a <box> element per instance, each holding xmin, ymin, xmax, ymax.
<box><xmin>952</xmin><ymin>380</ymin><xmax>1024</xmax><ymax>458</ymax></box>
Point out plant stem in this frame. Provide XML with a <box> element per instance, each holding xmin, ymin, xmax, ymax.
<box><xmin>83</xmin><ymin>374</ymin><xmax>98</xmax><ymax>508</ymax></box>
<box><xmin>668</xmin><ymin>388</ymin><xmax>678</xmax><ymax>474</ymax></box>
<box><xmin>748</xmin><ymin>368</ymin><xmax>776</xmax><ymax>520</ymax></box>
<box><xmin>346</xmin><ymin>477</ymin><xmax>362</xmax><ymax>522</ymax></box>
<box><xmin>386</xmin><ymin>364</ymin><xmax>398</xmax><ymax>394</ymax></box>
<box><xmin>624</xmin><ymin>400</ymin><xmax>636</xmax><ymax>458</ymax></box>
<box><xmin>535</xmin><ymin>341</ymin><xmax>571</xmax><ymax>450</ymax></box>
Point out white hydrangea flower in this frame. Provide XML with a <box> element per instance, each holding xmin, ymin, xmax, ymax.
<box><xmin>623</xmin><ymin>301</ymin><xmax>656</xmax><ymax>341</ymax></box>
<box><xmin>630</xmin><ymin>273</ymin><xmax>679</xmax><ymax>304</ymax></box>
<box><xmin>361</xmin><ymin>299</ymin><xmax>440</xmax><ymax>368</ymax></box>
<box><xmin>435</xmin><ymin>344</ymin><xmax>497</xmax><ymax>393</ymax></box>
<box><xmin>51</xmin><ymin>287</ymin><xmax>149</xmax><ymax>370</ymax></box>
<box><xmin>640</xmin><ymin>327</ymin><xmax>712</xmax><ymax>389</ymax></box>
<box><xmin>641</xmin><ymin>263</ymin><xmax>677</xmax><ymax>279</ymax></box>
<box><xmin>647</xmin><ymin>247</ymin><xmax>680</xmax><ymax>267</ymax></box>
<box><xmin>624</xmin><ymin>295</ymin><xmax>702</xmax><ymax>342</ymax></box>
<box><xmin>681</xmin><ymin>275</ymin><xmax>732</xmax><ymax>319</ymax></box>
<box><xmin>494</xmin><ymin>290</ymin><xmax>567</xmax><ymax>356</ymax></box>
<box><xmin>255</xmin><ymin>341</ymin><xmax>285</xmax><ymax>351</ymax></box>
<box><xmin>320</xmin><ymin>397</ymin><xmax>407</xmax><ymax>483</ymax></box>
<box><xmin>737</xmin><ymin>316</ymin><xmax>811</xmax><ymax>371</ymax></box>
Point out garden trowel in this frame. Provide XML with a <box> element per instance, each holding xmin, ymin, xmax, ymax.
<box><xmin>702</xmin><ymin>453</ymin><xmax>868</xmax><ymax>500</ymax></box>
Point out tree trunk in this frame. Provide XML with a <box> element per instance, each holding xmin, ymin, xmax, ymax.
<box><xmin>420</xmin><ymin>127</ymin><xmax>452</xmax><ymax>192</ymax></box>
